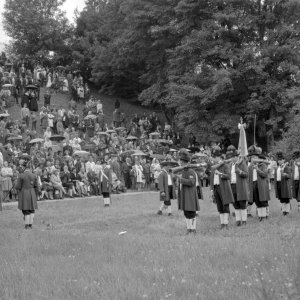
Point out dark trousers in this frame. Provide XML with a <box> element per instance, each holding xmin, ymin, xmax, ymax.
<box><xmin>214</xmin><ymin>185</ymin><xmax>230</xmax><ymax>214</ymax></box>
<box><xmin>184</xmin><ymin>211</ymin><xmax>196</xmax><ymax>219</ymax></box>
<box><xmin>22</xmin><ymin>210</ymin><xmax>35</xmax><ymax>215</ymax></box>
<box><xmin>294</xmin><ymin>180</ymin><xmax>299</xmax><ymax>202</ymax></box>
<box><xmin>276</xmin><ymin>183</ymin><xmax>290</xmax><ymax>204</ymax></box>
<box><xmin>253</xmin><ymin>181</ymin><xmax>268</xmax><ymax>208</ymax></box>
<box><xmin>231</xmin><ymin>184</ymin><xmax>247</xmax><ymax>209</ymax></box>
<box><xmin>123</xmin><ymin>172</ymin><xmax>131</xmax><ymax>189</ymax></box>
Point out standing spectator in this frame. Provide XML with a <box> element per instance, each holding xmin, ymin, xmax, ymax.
<box><xmin>31</xmin><ymin>112</ymin><xmax>37</xmax><ymax>131</ymax></box>
<box><xmin>21</xmin><ymin>103</ymin><xmax>30</xmax><ymax>127</ymax></box>
<box><xmin>1</xmin><ymin>161</ymin><xmax>13</xmax><ymax>202</ymax></box>
<box><xmin>15</xmin><ymin>164</ymin><xmax>39</xmax><ymax>229</ymax></box>
<box><xmin>151</xmin><ymin>158</ymin><xmax>161</xmax><ymax>190</ymax></box>
<box><xmin>44</xmin><ymin>89</ymin><xmax>51</xmax><ymax>107</ymax></box>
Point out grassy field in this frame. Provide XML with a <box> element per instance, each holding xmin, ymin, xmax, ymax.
<box><xmin>1</xmin><ymin>188</ymin><xmax>300</xmax><ymax>300</ymax></box>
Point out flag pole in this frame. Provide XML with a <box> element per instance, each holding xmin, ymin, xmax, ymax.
<box><xmin>254</xmin><ymin>114</ymin><xmax>257</xmax><ymax>145</ymax></box>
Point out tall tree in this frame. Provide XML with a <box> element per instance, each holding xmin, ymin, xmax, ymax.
<box><xmin>3</xmin><ymin>0</ymin><xmax>72</xmax><ymax>57</ymax></box>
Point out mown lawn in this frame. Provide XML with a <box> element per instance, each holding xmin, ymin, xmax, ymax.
<box><xmin>1</xmin><ymin>188</ymin><xmax>300</xmax><ymax>300</ymax></box>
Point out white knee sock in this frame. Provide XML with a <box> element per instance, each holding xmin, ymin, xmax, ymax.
<box><xmin>241</xmin><ymin>209</ymin><xmax>247</xmax><ymax>222</ymax></box>
<box><xmin>191</xmin><ymin>218</ymin><xmax>196</xmax><ymax>230</ymax></box>
<box><xmin>257</xmin><ymin>207</ymin><xmax>262</xmax><ymax>217</ymax></box>
<box><xmin>104</xmin><ymin>198</ymin><xmax>110</xmax><ymax>205</ymax></box>
<box><xmin>266</xmin><ymin>206</ymin><xmax>269</xmax><ymax>216</ymax></box>
<box><xmin>24</xmin><ymin>215</ymin><xmax>30</xmax><ymax>225</ymax></box>
<box><xmin>29</xmin><ymin>213</ymin><xmax>34</xmax><ymax>225</ymax></box>
<box><xmin>185</xmin><ymin>218</ymin><xmax>190</xmax><ymax>230</ymax></box>
<box><xmin>220</xmin><ymin>214</ymin><xmax>224</xmax><ymax>224</ymax></box>
<box><xmin>261</xmin><ymin>207</ymin><xmax>267</xmax><ymax>218</ymax></box>
<box><xmin>159</xmin><ymin>203</ymin><xmax>165</xmax><ymax>211</ymax></box>
<box><xmin>281</xmin><ymin>203</ymin><xmax>286</xmax><ymax>212</ymax></box>
<box><xmin>167</xmin><ymin>206</ymin><xmax>172</xmax><ymax>214</ymax></box>
<box><xmin>235</xmin><ymin>209</ymin><xmax>241</xmax><ymax>222</ymax></box>
<box><xmin>224</xmin><ymin>213</ymin><xmax>229</xmax><ymax>225</ymax></box>
<box><xmin>285</xmin><ymin>203</ymin><xmax>291</xmax><ymax>213</ymax></box>
<box><xmin>247</xmin><ymin>205</ymin><xmax>252</xmax><ymax>214</ymax></box>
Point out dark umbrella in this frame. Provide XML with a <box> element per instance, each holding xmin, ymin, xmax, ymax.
<box><xmin>25</xmin><ymin>85</ymin><xmax>38</xmax><ymax>89</ymax></box>
<box><xmin>49</xmin><ymin>135</ymin><xmax>65</xmax><ymax>142</ymax></box>
<box><xmin>82</xmin><ymin>143</ymin><xmax>96</xmax><ymax>151</ymax></box>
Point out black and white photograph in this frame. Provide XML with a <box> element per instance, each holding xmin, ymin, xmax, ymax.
<box><xmin>1</xmin><ymin>0</ymin><xmax>300</xmax><ymax>299</ymax></box>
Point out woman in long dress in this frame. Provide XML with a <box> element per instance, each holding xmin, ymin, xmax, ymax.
<box><xmin>46</xmin><ymin>73</ymin><xmax>52</xmax><ymax>88</ymax></box>
<box><xmin>1</xmin><ymin>161</ymin><xmax>13</xmax><ymax>201</ymax></box>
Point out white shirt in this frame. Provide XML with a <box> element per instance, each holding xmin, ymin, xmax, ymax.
<box><xmin>277</xmin><ymin>167</ymin><xmax>282</xmax><ymax>182</ymax></box>
<box><xmin>167</xmin><ymin>174</ymin><xmax>172</xmax><ymax>186</ymax></box>
<box><xmin>231</xmin><ymin>164</ymin><xmax>236</xmax><ymax>184</ymax></box>
<box><xmin>253</xmin><ymin>168</ymin><xmax>257</xmax><ymax>182</ymax></box>
<box><xmin>294</xmin><ymin>165</ymin><xmax>299</xmax><ymax>180</ymax></box>
<box><xmin>86</xmin><ymin>161</ymin><xmax>96</xmax><ymax>172</ymax></box>
<box><xmin>214</xmin><ymin>172</ymin><xmax>220</xmax><ymax>185</ymax></box>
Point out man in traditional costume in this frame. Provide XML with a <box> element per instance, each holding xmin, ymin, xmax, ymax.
<box><xmin>274</xmin><ymin>151</ymin><xmax>292</xmax><ymax>216</ymax></box>
<box><xmin>15</xmin><ymin>162</ymin><xmax>39</xmax><ymax>229</ymax></box>
<box><xmin>157</xmin><ymin>160</ymin><xmax>177</xmax><ymax>216</ymax></box>
<box><xmin>227</xmin><ymin>145</ymin><xmax>249</xmax><ymax>226</ymax></box>
<box><xmin>291</xmin><ymin>150</ymin><xmax>300</xmax><ymax>212</ymax></box>
<box><xmin>176</xmin><ymin>149</ymin><xmax>199</xmax><ymax>234</ymax></box>
<box><xmin>99</xmin><ymin>159</ymin><xmax>112</xmax><ymax>207</ymax></box>
<box><xmin>248</xmin><ymin>145</ymin><xmax>270</xmax><ymax>221</ymax></box>
<box><xmin>210</xmin><ymin>146</ymin><xmax>234</xmax><ymax>229</ymax></box>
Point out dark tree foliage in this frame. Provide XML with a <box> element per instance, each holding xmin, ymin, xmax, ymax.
<box><xmin>3</xmin><ymin>0</ymin><xmax>73</xmax><ymax>59</ymax></box>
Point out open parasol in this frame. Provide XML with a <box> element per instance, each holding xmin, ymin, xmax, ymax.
<box><xmin>0</xmin><ymin>113</ymin><xmax>10</xmax><ymax>118</ymax></box>
<box><xmin>84</xmin><ymin>114</ymin><xmax>97</xmax><ymax>120</ymax></box>
<box><xmin>29</xmin><ymin>138</ymin><xmax>44</xmax><ymax>144</ymax></box>
<box><xmin>7</xmin><ymin>135</ymin><xmax>23</xmax><ymax>141</ymax></box>
<box><xmin>73</xmin><ymin>150</ymin><xmax>90</xmax><ymax>157</ymax></box>
<box><xmin>152</xmin><ymin>139</ymin><xmax>170</xmax><ymax>145</ymax></box>
<box><xmin>18</xmin><ymin>153</ymin><xmax>31</xmax><ymax>160</ymax></box>
<box><xmin>97</xmin><ymin>131</ymin><xmax>109</xmax><ymax>136</ymax></box>
<box><xmin>49</xmin><ymin>135</ymin><xmax>65</xmax><ymax>142</ymax></box>
<box><xmin>150</xmin><ymin>132</ymin><xmax>160</xmax><ymax>137</ymax></box>
<box><xmin>150</xmin><ymin>153</ymin><xmax>165</xmax><ymax>160</ymax></box>
<box><xmin>193</xmin><ymin>152</ymin><xmax>207</xmax><ymax>157</ymax></box>
<box><xmin>131</xmin><ymin>150</ymin><xmax>147</xmax><ymax>157</ymax></box>
<box><xmin>106</xmin><ymin>129</ymin><xmax>116</xmax><ymax>134</ymax></box>
<box><xmin>161</xmin><ymin>160</ymin><xmax>179</xmax><ymax>167</ymax></box>
<box><xmin>25</xmin><ymin>85</ymin><xmax>38</xmax><ymax>89</ymax></box>
<box><xmin>82</xmin><ymin>143</ymin><xmax>96</xmax><ymax>151</ymax></box>
<box><xmin>115</xmin><ymin>127</ymin><xmax>126</xmax><ymax>132</ymax></box>
<box><xmin>126</xmin><ymin>136</ymin><xmax>138</xmax><ymax>141</ymax></box>
<box><xmin>120</xmin><ymin>150</ymin><xmax>136</xmax><ymax>156</ymax></box>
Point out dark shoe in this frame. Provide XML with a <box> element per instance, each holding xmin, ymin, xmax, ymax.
<box><xmin>282</xmin><ymin>212</ymin><xmax>287</xmax><ymax>216</ymax></box>
<box><xmin>28</xmin><ymin>224</ymin><xmax>32</xmax><ymax>229</ymax></box>
<box><xmin>236</xmin><ymin>221</ymin><xmax>241</xmax><ymax>227</ymax></box>
<box><xmin>24</xmin><ymin>225</ymin><xmax>29</xmax><ymax>229</ymax></box>
<box><xmin>168</xmin><ymin>213</ymin><xmax>172</xmax><ymax>216</ymax></box>
<box><xmin>191</xmin><ymin>229</ymin><xmax>196</xmax><ymax>234</ymax></box>
<box><xmin>220</xmin><ymin>224</ymin><xmax>225</xmax><ymax>230</ymax></box>
<box><xmin>241</xmin><ymin>221</ymin><xmax>247</xmax><ymax>226</ymax></box>
<box><xmin>157</xmin><ymin>210</ymin><xmax>162</xmax><ymax>215</ymax></box>
<box><xmin>259</xmin><ymin>217</ymin><xmax>263</xmax><ymax>221</ymax></box>
<box><xmin>186</xmin><ymin>229</ymin><xmax>191</xmax><ymax>235</ymax></box>
<box><xmin>224</xmin><ymin>224</ymin><xmax>229</xmax><ymax>230</ymax></box>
